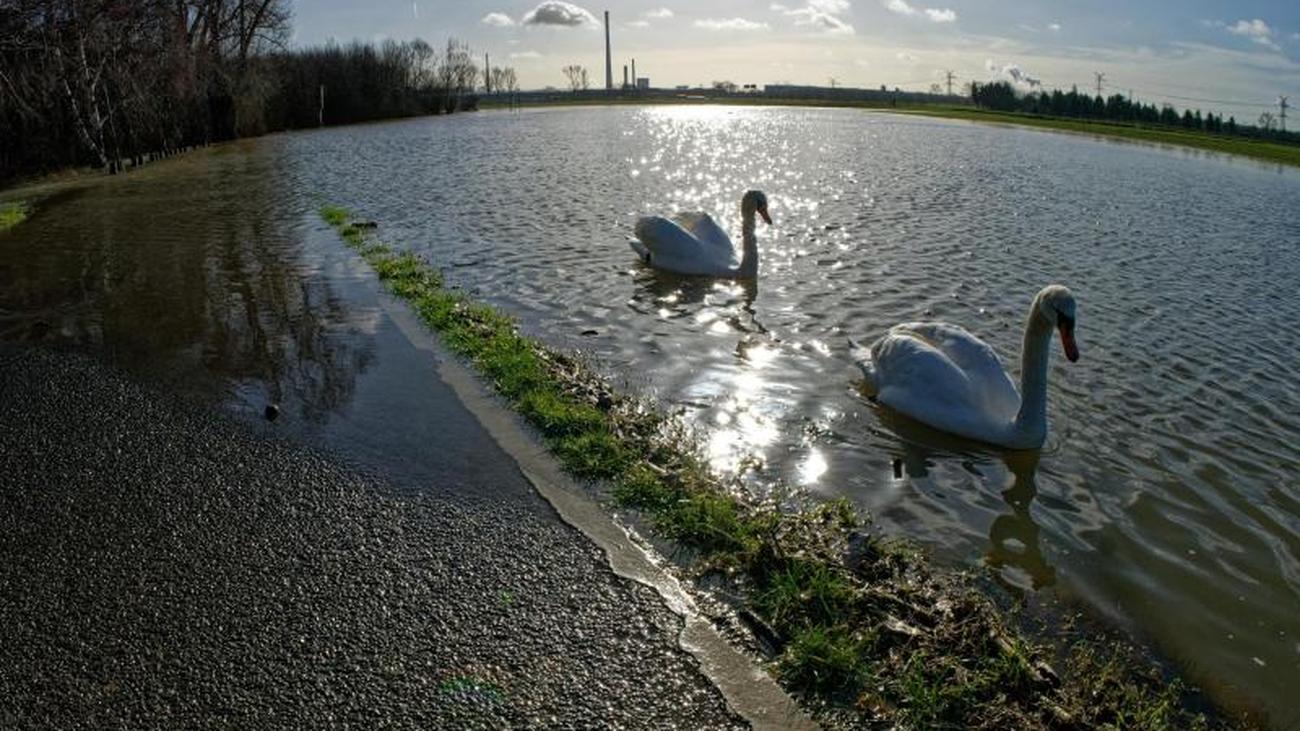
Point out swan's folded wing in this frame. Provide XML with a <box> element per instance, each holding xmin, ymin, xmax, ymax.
<box><xmin>870</xmin><ymin>331</ymin><xmax>980</xmax><ymax>418</ymax></box>
<box><xmin>634</xmin><ymin>215</ymin><xmax>727</xmax><ymax>273</ymax></box>
<box><xmin>896</xmin><ymin>322</ymin><xmax>1020</xmax><ymax>419</ymax></box>
<box><xmin>670</xmin><ymin>212</ymin><xmax>733</xmax><ymax>252</ymax></box>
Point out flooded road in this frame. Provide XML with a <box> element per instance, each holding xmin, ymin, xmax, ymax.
<box><xmin>3</xmin><ymin>105</ymin><xmax>1299</xmax><ymax>725</ymax></box>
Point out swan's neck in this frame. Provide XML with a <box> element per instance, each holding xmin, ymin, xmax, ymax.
<box><xmin>1012</xmin><ymin>307</ymin><xmax>1054</xmax><ymax>445</ymax></box>
<box><xmin>738</xmin><ymin>209</ymin><xmax>758</xmax><ymax>278</ymax></box>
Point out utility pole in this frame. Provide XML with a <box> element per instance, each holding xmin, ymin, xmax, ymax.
<box><xmin>1094</xmin><ymin>71</ymin><xmax>1105</xmax><ymax>98</ymax></box>
<box><xmin>1280</xmin><ymin>95</ymin><xmax>1290</xmax><ymax>133</ymax></box>
<box><xmin>944</xmin><ymin>70</ymin><xmax>956</xmax><ymax>96</ymax></box>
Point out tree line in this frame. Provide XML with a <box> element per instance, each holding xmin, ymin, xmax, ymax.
<box><xmin>970</xmin><ymin>81</ymin><xmax>1299</xmax><ymax>144</ymax></box>
<box><xmin>1</xmin><ymin>1</ymin><xmax>514</xmax><ymax>183</ymax></box>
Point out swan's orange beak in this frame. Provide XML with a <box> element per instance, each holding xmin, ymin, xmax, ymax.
<box><xmin>1059</xmin><ymin>323</ymin><xmax>1080</xmax><ymax>363</ymax></box>
<box><xmin>758</xmin><ymin>206</ymin><xmax>772</xmax><ymax>225</ymax></box>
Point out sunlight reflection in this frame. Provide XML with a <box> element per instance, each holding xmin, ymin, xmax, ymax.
<box><xmin>798</xmin><ymin>449</ymin><xmax>829</xmax><ymax>485</ymax></box>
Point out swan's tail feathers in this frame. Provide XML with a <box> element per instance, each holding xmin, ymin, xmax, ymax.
<box><xmin>848</xmin><ymin>338</ymin><xmax>879</xmax><ymax>396</ymax></box>
<box><xmin>628</xmin><ymin>237</ymin><xmax>650</xmax><ymax>263</ymax></box>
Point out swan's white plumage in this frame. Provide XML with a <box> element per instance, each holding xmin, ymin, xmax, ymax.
<box><xmin>632</xmin><ymin>215</ymin><xmax>738</xmax><ymax>274</ymax></box>
<box><xmin>860</xmin><ymin>323</ymin><xmax>1021</xmax><ymax>442</ymax></box>
<box><xmin>853</xmin><ymin>285</ymin><xmax>1079</xmax><ymax>449</ymax></box>
<box><xmin>629</xmin><ymin>191</ymin><xmax>768</xmax><ymax>279</ymax></box>
<box><xmin>671</xmin><ymin>212</ymin><xmax>733</xmax><ymax>252</ymax></box>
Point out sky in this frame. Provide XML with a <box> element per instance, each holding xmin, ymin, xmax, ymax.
<box><xmin>294</xmin><ymin>1</ymin><xmax>1300</xmax><ymax>120</ymax></box>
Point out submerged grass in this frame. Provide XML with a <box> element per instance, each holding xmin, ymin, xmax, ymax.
<box><xmin>320</xmin><ymin>204</ymin><xmax>1244</xmax><ymax>730</ymax></box>
<box><xmin>0</xmin><ymin>201</ymin><xmax>30</xmax><ymax>231</ymax></box>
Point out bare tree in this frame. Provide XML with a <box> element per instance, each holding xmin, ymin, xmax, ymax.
<box><xmin>491</xmin><ymin>66</ymin><xmax>519</xmax><ymax>94</ymax></box>
<box><xmin>562</xmin><ymin>64</ymin><xmax>586</xmax><ymax>93</ymax></box>
<box><xmin>438</xmin><ymin>38</ymin><xmax>477</xmax><ymax>112</ymax></box>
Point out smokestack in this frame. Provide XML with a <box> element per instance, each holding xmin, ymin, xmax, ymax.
<box><xmin>604</xmin><ymin>11</ymin><xmax>613</xmax><ymax>91</ymax></box>
<box><xmin>623</xmin><ymin>65</ymin><xmax>628</xmax><ymax>89</ymax></box>
<box><xmin>484</xmin><ymin>52</ymin><xmax>491</xmax><ymax>93</ymax></box>
<box><xmin>631</xmin><ymin>59</ymin><xmax>636</xmax><ymax>89</ymax></box>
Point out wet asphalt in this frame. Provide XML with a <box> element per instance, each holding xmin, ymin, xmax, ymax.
<box><xmin>0</xmin><ymin>346</ymin><xmax>746</xmax><ymax>729</ymax></box>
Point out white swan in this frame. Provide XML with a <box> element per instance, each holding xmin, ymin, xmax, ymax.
<box><xmin>852</xmin><ymin>285</ymin><xmax>1080</xmax><ymax>449</ymax></box>
<box><xmin>630</xmin><ymin>190</ymin><xmax>771</xmax><ymax>279</ymax></box>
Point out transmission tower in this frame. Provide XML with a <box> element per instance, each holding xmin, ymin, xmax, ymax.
<box><xmin>944</xmin><ymin>70</ymin><xmax>956</xmax><ymax>96</ymax></box>
<box><xmin>1094</xmin><ymin>71</ymin><xmax>1105</xmax><ymax>98</ymax></box>
<box><xmin>1280</xmin><ymin>96</ymin><xmax>1289</xmax><ymax>132</ymax></box>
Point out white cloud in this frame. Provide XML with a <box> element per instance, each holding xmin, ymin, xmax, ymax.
<box><xmin>885</xmin><ymin>0</ymin><xmax>955</xmax><ymax>24</ymax></box>
<box><xmin>896</xmin><ymin>51</ymin><xmax>918</xmax><ymax>63</ymax></box>
<box><xmin>1226</xmin><ymin>18</ymin><xmax>1279</xmax><ymax>50</ymax></box>
<box><xmin>1048</xmin><ymin>22</ymin><xmax>1061</xmax><ymax>32</ymax></box>
<box><xmin>628</xmin><ymin>7</ymin><xmax>672</xmax><ymax>27</ymax></box>
<box><xmin>509</xmin><ymin>51</ymin><xmax>543</xmax><ymax>59</ymax></box>
<box><xmin>772</xmin><ymin>0</ymin><xmax>855</xmax><ymax>35</ymax></box>
<box><xmin>481</xmin><ymin>12</ymin><xmax>515</xmax><ymax>27</ymax></box>
<box><xmin>986</xmin><ymin>59</ymin><xmax>1041</xmax><ymax>88</ymax></box>
<box><xmin>694</xmin><ymin>17</ymin><xmax>769</xmax><ymax>31</ymax></box>
<box><xmin>885</xmin><ymin>0</ymin><xmax>915</xmax><ymax>16</ymax></box>
<box><xmin>522</xmin><ymin>1</ymin><xmax>599</xmax><ymax>28</ymax></box>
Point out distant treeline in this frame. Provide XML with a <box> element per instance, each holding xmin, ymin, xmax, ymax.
<box><xmin>1</xmin><ymin>1</ymin><xmax>512</xmax><ymax>183</ymax></box>
<box><xmin>971</xmin><ymin>81</ymin><xmax>1299</xmax><ymax>144</ymax></box>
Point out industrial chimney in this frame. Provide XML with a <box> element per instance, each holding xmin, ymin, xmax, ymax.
<box><xmin>604</xmin><ymin>11</ymin><xmax>613</xmax><ymax>91</ymax></box>
<box><xmin>631</xmin><ymin>59</ymin><xmax>636</xmax><ymax>90</ymax></box>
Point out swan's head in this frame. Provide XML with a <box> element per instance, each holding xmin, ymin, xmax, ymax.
<box><xmin>742</xmin><ymin>190</ymin><xmax>772</xmax><ymax>225</ymax></box>
<box><xmin>1036</xmin><ymin>285</ymin><xmax>1079</xmax><ymax>363</ymax></box>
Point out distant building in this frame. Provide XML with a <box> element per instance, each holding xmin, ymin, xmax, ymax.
<box><xmin>636</xmin><ymin>78</ymin><xmax>649</xmax><ymax>90</ymax></box>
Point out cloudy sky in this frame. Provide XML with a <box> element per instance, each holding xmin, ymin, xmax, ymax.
<box><xmin>295</xmin><ymin>1</ymin><xmax>1299</xmax><ymax>120</ymax></box>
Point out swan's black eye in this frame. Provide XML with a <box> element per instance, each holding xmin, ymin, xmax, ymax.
<box><xmin>1058</xmin><ymin>313</ymin><xmax>1075</xmax><ymax>331</ymax></box>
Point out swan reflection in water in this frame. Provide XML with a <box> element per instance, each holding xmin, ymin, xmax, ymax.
<box><xmin>873</xmin><ymin>405</ymin><xmax>1057</xmax><ymax>597</ymax></box>
<box><xmin>628</xmin><ymin>267</ymin><xmax>766</xmax><ymax>336</ymax></box>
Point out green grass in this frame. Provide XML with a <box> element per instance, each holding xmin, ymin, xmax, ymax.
<box><xmin>0</xmin><ymin>201</ymin><xmax>30</xmax><ymax>231</ymax></box>
<box><xmin>483</xmin><ymin>96</ymin><xmax>1300</xmax><ymax>168</ymax></box>
<box><xmin>319</xmin><ymin>204</ymin><xmax>1239</xmax><ymax>730</ymax></box>
<box><xmin>894</xmin><ymin>107</ymin><xmax>1300</xmax><ymax>167</ymax></box>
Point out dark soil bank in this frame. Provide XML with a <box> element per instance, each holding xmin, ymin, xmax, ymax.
<box><xmin>0</xmin><ymin>346</ymin><xmax>743</xmax><ymax>729</ymax></box>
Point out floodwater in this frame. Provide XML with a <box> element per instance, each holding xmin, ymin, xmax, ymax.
<box><xmin>2</xmin><ymin>105</ymin><xmax>1299</xmax><ymax>725</ymax></box>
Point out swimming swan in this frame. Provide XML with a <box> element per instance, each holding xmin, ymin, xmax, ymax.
<box><xmin>852</xmin><ymin>285</ymin><xmax>1080</xmax><ymax>449</ymax></box>
<box><xmin>630</xmin><ymin>190</ymin><xmax>771</xmax><ymax>279</ymax></box>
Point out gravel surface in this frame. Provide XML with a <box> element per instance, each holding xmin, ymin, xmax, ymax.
<box><xmin>0</xmin><ymin>346</ymin><xmax>746</xmax><ymax>729</ymax></box>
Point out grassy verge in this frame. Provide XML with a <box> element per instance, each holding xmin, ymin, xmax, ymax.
<box><xmin>482</xmin><ymin>96</ymin><xmax>1300</xmax><ymax>168</ymax></box>
<box><xmin>0</xmin><ymin>201</ymin><xmax>30</xmax><ymax>232</ymax></box>
<box><xmin>893</xmin><ymin>107</ymin><xmax>1300</xmax><ymax>168</ymax></box>
<box><xmin>320</xmin><ymin>204</ymin><xmax>1241</xmax><ymax>729</ymax></box>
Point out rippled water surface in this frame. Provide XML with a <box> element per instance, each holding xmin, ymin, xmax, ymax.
<box><xmin>4</xmin><ymin>106</ymin><xmax>1299</xmax><ymax>724</ymax></box>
